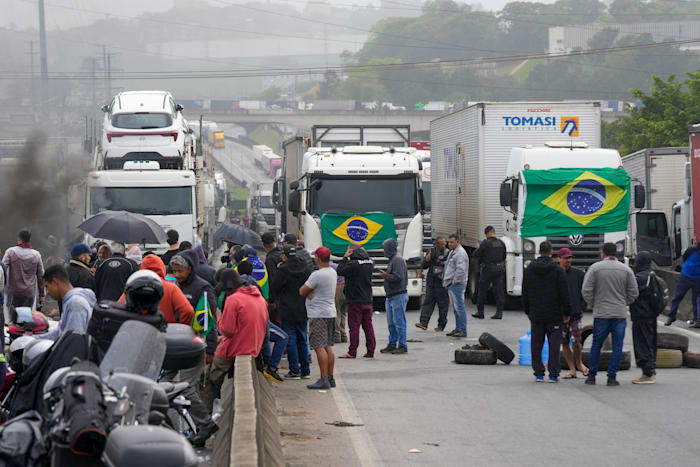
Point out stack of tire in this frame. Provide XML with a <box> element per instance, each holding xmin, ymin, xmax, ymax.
<box><xmin>657</xmin><ymin>331</ymin><xmax>700</xmax><ymax>369</ymax></box>
<box><xmin>560</xmin><ymin>324</ymin><xmax>632</xmax><ymax>371</ymax></box>
<box><xmin>455</xmin><ymin>333</ymin><xmax>515</xmax><ymax>365</ymax></box>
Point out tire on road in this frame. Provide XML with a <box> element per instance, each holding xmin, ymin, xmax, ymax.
<box><xmin>455</xmin><ymin>347</ymin><xmax>497</xmax><ymax>365</ymax></box>
<box><xmin>561</xmin><ymin>349</ymin><xmax>631</xmax><ymax>371</ymax></box>
<box><xmin>580</xmin><ymin>324</ymin><xmax>612</xmax><ymax>350</ymax></box>
<box><xmin>478</xmin><ymin>332</ymin><xmax>515</xmax><ymax>364</ymax></box>
<box><xmin>656</xmin><ymin>332</ymin><xmax>689</xmax><ymax>353</ymax></box>
<box><xmin>683</xmin><ymin>351</ymin><xmax>700</xmax><ymax>369</ymax></box>
<box><xmin>656</xmin><ymin>349</ymin><xmax>683</xmax><ymax>369</ymax></box>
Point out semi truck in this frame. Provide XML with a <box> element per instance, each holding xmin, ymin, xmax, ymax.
<box><xmin>431</xmin><ymin>101</ymin><xmax>642</xmax><ymax>304</ymax></box>
<box><xmin>251</xmin><ymin>181</ymin><xmax>279</xmax><ymax>235</ymax></box>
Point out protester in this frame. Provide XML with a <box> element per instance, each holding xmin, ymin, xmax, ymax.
<box><xmin>332</xmin><ymin>263</ymin><xmax>348</xmax><ymax>344</ymax></box>
<box><xmin>242</xmin><ymin>212</ymin><xmax>250</xmax><ymax>228</ymax></box>
<box><xmin>300</xmin><ymin>247</ymin><xmax>338</xmax><ymax>389</ymax></box>
<box><xmin>202</xmin><ymin>269</ymin><xmax>268</xmax><ymax>412</ymax></box>
<box><xmin>557</xmin><ymin>248</ymin><xmax>588</xmax><ymax>379</ymax></box>
<box><xmin>94</xmin><ymin>242</ymin><xmax>137</xmax><ymax>302</ymax></box>
<box><xmin>336</xmin><ymin>243</ymin><xmax>376</xmax><ymax>359</ymax></box>
<box><xmin>522</xmin><ymin>241</ymin><xmax>570</xmax><ymax>382</ymax></box>
<box><xmin>263</xmin><ymin>322</ymin><xmax>289</xmax><ymax>383</ymax></box>
<box><xmin>38</xmin><ymin>265</ymin><xmax>96</xmax><ymax>341</ymax></box>
<box><xmin>284</xmin><ymin>233</ymin><xmax>313</xmax><ymax>270</ymax></box>
<box><xmin>193</xmin><ymin>244</ymin><xmax>216</xmax><ymax>287</ymax></box>
<box><xmin>179</xmin><ymin>241</ymin><xmax>193</xmax><ymax>252</ymax></box>
<box><xmin>117</xmin><ymin>254</ymin><xmax>193</xmax><ymax>325</ymax></box>
<box><xmin>169</xmin><ymin>251</ymin><xmax>219</xmax><ymax>446</ymax></box>
<box><xmin>443</xmin><ymin>234</ymin><xmax>468</xmax><ymax>338</ymax></box>
<box><xmin>262</xmin><ymin>232</ymin><xmax>284</xmax><ymax>283</ymax></box>
<box><xmin>235</xmin><ymin>247</ymin><xmax>269</xmax><ymax>300</ymax></box>
<box><xmin>160</xmin><ymin>229</ymin><xmax>180</xmax><ymax>266</ymax></box>
<box><xmin>126</xmin><ymin>244</ymin><xmax>143</xmax><ymax>265</ymax></box>
<box><xmin>379</xmin><ymin>238</ymin><xmax>409</xmax><ymax>353</ymax></box>
<box><xmin>666</xmin><ymin>240</ymin><xmax>700</xmax><ymax>327</ymax></box>
<box><xmin>0</xmin><ymin>251</ymin><xmax>6</xmax><ymax>331</ymax></box>
<box><xmin>67</xmin><ymin>243</ymin><xmax>95</xmax><ymax>292</ymax></box>
<box><xmin>472</xmin><ymin>226</ymin><xmax>507</xmax><ymax>320</ymax></box>
<box><xmin>3</xmin><ymin>229</ymin><xmax>45</xmax><ymax>319</ymax></box>
<box><xmin>630</xmin><ymin>251</ymin><xmax>662</xmax><ymax>384</ymax></box>
<box><xmin>271</xmin><ymin>245</ymin><xmax>312</xmax><ymax>379</ymax></box>
<box><xmin>96</xmin><ymin>244</ymin><xmax>112</xmax><ymax>266</ymax></box>
<box><xmin>582</xmin><ymin>243</ymin><xmax>639</xmax><ymax>386</ymax></box>
<box><xmin>416</xmin><ymin>237</ymin><xmax>449</xmax><ymax>331</ymax></box>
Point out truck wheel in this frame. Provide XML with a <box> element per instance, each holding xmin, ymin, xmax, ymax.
<box><xmin>455</xmin><ymin>346</ymin><xmax>497</xmax><ymax>365</ymax></box>
<box><xmin>683</xmin><ymin>351</ymin><xmax>700</xmax><ymax>368</ymax></box>
<box><xmin>580</xmin><ymin>349</ymin><xmax>631</xmax><ymax>371</ymax></box>
<box><xmin>656</xmin><ymin>331</ymin><xmax>689</xmax><ymax>353</ymax></box>
<box><xmin>656</xmin><ymin>349</ymin><xmax>683</xmax><ymax>368</ymax></box>
<box><xmin>478</xmin><ymin>332</ymin><xmax>515</xmax><ymax>364</ymax></box>
<box><xmin>467</xmin><ymin>268</ymin><xmax>479</xmax><ymax>304</ymax></box>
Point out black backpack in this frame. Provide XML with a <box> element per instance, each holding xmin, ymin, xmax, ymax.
<box><xmin>647</xmin><ymin>272</ymin><xmax>668</xmax><ymax>316</ymax></box>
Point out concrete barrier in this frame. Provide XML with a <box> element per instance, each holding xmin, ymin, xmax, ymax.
<box><xmin>654</xmin><ymin>268</ymin><xmax>693</xmax><ymax>321</ymax></box>
<box><xmin>213</xmin><ymin>355</ymin><xmax>283</xmax><ymax>467</ymax></box>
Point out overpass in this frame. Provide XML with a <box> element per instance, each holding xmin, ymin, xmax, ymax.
<box><xmin>184</xmin><ymin>110</ymin><xmax>442</xmax><ymax>132</ymax></box>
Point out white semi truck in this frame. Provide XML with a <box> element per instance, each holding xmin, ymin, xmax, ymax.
<box><xmin>431</xmin><ymin>101</ymin><xmax>643</xmax><ymax>304</ymax></box>
<box><xmin>251</xmin><ymin>181</ymin><xmax>279</xmax><ymax>235</ymax></box>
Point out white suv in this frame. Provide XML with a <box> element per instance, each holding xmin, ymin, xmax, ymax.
<box><xmin>101</xmin><ymin>90</ymin><xmax>193</xmax><ymax>169</ymax></box>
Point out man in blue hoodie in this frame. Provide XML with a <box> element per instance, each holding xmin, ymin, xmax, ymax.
<box><xmin>666</xmin><ymin>241</ymin><xmax>700</xmax><ymax>327</ymax></box>
<box><xmin>379</xmin><ymin>238</ymin><xmax>409</xmax><ymax>354</ymax></box>
<box><xmin>38</xmin><ymin>264</ymin><xmax>96</xmax><ymax>341</ymax></box>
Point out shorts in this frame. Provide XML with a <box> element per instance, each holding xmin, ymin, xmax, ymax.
<box><xmin>562</xmin><ymin>318</ymin><xmax>583</xmax><ymax>344</ymax></box>
<box><xmin>308</xmin><ymin>318</ymin><xmax>335</xmax><ymax>350</ymax></box>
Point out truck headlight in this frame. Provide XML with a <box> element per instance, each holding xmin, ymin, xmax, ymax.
<box><xmin>523</xmin><ymin>240</ymin><xmax>535</xmax><ymax>254</ymax></box>
<box><xmin>616</xmin><ymin>241</ymin><xmax>625</xmax><ymax>254</ymax></box>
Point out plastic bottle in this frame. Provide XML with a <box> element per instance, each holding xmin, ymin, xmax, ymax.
<box><xmin>518</xmin><ymin>330</ymin><xmax>549</xmax><ymax>365</ymax></box>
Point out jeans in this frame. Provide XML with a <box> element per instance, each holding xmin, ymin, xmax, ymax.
<box><xmin>589</xmin><ymin>318</ymin><xmax>626</xmax><ymax>377</ymax></box>
<box><xmin>447</xmin><ymin>283</ymin><xmax>467</xmax><ymax>332</ymax></box>
<box><xmin>385</xmin><ymin>292</ymin><xmax>408</xmax><ymax>348</ymax></box>
<box><xmin>419</xmin><ymin>283</ymin><xmax>449</xmax><ymax>328</ymax></box>
<box><xmin>281</xmin><ymin>321</ymin><xmax>310</xmax><ymax>375</ymax></box>
<box><xmin>531</xmin><ymin>322</ymin><xmax>563</xmax><ymax>378</ymax></box>
<box><xmin>477</xmin><ymin>265</ymin><xmax>505</xmax><ymax>314</ymax></box>
<box><xmin>668</xmin><ymin>273</ymin><xmax>700</xmax><ymax>320</ymax></box>
<box><xmin>263</xmin><ymin>323</ymin><xmax>288</xmax><ymax>370</ymax></box>
<box><xmin>202</xmin><ymin>355</ymin><xmax>234</xmax><ymax>413</ymax></box>
<box><xmin>347</xmin><ymin>304</ymin><xmax>376</xmax><ymax>357</ymax></box>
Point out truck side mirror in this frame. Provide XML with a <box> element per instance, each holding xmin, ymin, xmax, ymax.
<box><xmin>419</xmin><ymin>188</ymin><xmax>426</xmax><ymax>212</ymax></box>
<box><xmin>288</xmin><ymin>190</ymin><xmax>300</xmax><ymax>215</ymax></box>
<box><xmin>175</xmin><ymin>103</ymin><xmax>184</xmax><ymax>112</ymax></box>
<box><xmin>290</xmin><ymin>180</ymin><xmax>300</xmax><ymax>190</ymax></box>
<box><xmin>272</xmin><ymin>182</ymin><xmax>280</xmax><ymax>206</ymax></box>
<box><xmin>500</xmin><ymin>182</ymin><xmax>512</xmax><ymax>207</ymax></box>
<box><xmin>634</xmin><ymin>185</ymin><xmax>646</xmax><ymax>209</ymax></box>
<box><xmin>101</xmin><ymin>105</ymin><xmax>109</xmax><ymax>113</ymax></box>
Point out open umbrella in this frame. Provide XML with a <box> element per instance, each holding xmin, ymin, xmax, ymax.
<box><xmin>78</xmin><ymin>210</ymin><xmax>167</xmax><ymax>244</ymax></box>
<box><xmin>213</xmin><ymin>223</ymin><xmax>263</xmax><ymax>248</ymax></box>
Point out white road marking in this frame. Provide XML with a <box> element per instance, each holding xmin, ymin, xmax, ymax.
<box><xmin>331</xmin><ymin>374</ymin><xmax>384</xmax><ymax>467</ymax></box>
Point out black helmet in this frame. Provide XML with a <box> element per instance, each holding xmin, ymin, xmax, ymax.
<box><xmin>125</xmin><ymin>270</ymin><xmax>164</xmax><ymax>314</ymax></box>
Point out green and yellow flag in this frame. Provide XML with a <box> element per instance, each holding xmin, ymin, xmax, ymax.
<box><xmin>234</xmin><ymin>256</ymin><xmax>269</xmax><ymax>300</ymax></box>
<box><xmin>192</xmin><ymin>291</ymin><xmax>216</xmax><ymax>337</ymax></box>
<box><xmin>521</xmin><ymin>168</ymin><xmax>630</xmax><ymax>237</ymax></box>
<box><xmin>321</xmin><ymin>212</ymin><xmax>397</xmax><ymax>255</ymax></box>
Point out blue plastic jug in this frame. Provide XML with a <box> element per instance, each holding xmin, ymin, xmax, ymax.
<box><xmin>518</xmin><ymin>330</ymin><xmax>549</xmax><ymax>366</ymax></box>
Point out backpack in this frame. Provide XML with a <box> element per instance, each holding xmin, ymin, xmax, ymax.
<box><xmin>646</xmin><ymin>272</ymin><xmax>668</xmax><ymax>316</ymax></box>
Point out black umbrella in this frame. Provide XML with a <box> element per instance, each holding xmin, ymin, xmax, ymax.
<box><xmin>78</xmin><ymin>210</ymin><xmax>167</xmax><ymax>244</ymax></box>
<box><xmin>213</xmin><ymin>223</ymin><xmax>263</xmax><ymax>248</ymax></box>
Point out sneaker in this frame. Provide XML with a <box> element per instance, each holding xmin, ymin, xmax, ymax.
<box><xmin>189</xmin><ymin>420</ymin><xmax>219</xmax><ymax>448</ymax></box>
<box><xmin>390</xmin><ymin>346</ymin><xmax>408</xmax><ymax>354</ymax></box>
<box><xmin>264</xmin><ymin>367</ymin><xmax>285</xmax><ymax>384</ymax></box>
<box><xmin>535</xmin><ymin>376</ymin><xmax>544</xmax><ymax>382</ymax></box>
<box><xmin>285</xmin><ymin>371</ymin><xmax>301</xmax><ymax>380</ymax></box>
<box><xmin>328</xmin><ymin>375</ymin><xmax>336</xmax><ymax>388</ymax></box>
<box><xmin>379</xmin><ymin>345</ymin><xmax>395</xmax><ymax>354</ymax></box>
<box><xmin>664</xmin><ymin>317</ymin><xmax>676</xmax><ymax>326</ymax></box>
<box><xmin>362</xmin><ymin>353</ymin><xmax>374</xmax><ymax>358</ymax></box>
<box><xmin>415</xmin><ymin>323</ymin><xmax>428</xmax><ymax>331</ymax></box>
<box><xmin>471</xmin><ymin>313</ymin><xmax>484</xmax><ymax>319</ymax></box>
<box><xmin>691</xmin><ymin>321</ymin><xmax>700</xmax><ymax>329</ymax></box>
<box><xmin>300</xmin><ymin>372</ymin><xmax>311</xmax><ymax>379</ymax></box>
<box><xmin>445</xmin><ymin>329</ymin><xmax>457</xmax><ymax>336</ymax></box>
<box><xmin>632</xmin><ymin>374</ymin><xmax>656</xmax><ymax>384</ymax></box>
<box><xmin>434</xmin><ymin>326</ymin><xmax>445</xmax><ymax>332</ymax></box>
<box><xmin>307</xmin><ymin>378</ymin><xmax>330</xmax><ymax>390</ymax></box>
<box><xmin>585</xmin><ymin>375</ymin><xmax>596</xmax><ymax>385</ymax></box>
<box><xmin>450</xmin><ymin>330</ymin><xmax>467</xmax><ymax>338</ymax></box>
<box><xmin>548</xmin><ymin>376</ymin><xmax>559</xmax><ymax>383</ymax></box>
<box><xmin>606</xmin><ymin>376</ymin><xmax>620</xmax><ymax>387</ymax></box>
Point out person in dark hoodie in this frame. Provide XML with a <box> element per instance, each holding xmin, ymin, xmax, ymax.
<box><xmin>271</xmin><ymin>245</ymin><xmax>312</xmax><ymax>379</ymax></box>
<box><xmin>169</xmin><ymin>250</ymin><xmax>219</xmax><ymax>447</ymax></box>
<box><xmin>379</xmin><ymin>238</ymin><xmax>409</xmax><ymax>355</ymax></box>
<box><xmin>522</xmin><ymin>241</ymin><xmax>570</xmax><ymax>383</ymax></box>
<box><xmin>67</xmin><ymin>243</ymin><xmax>95</xmax><ymax>292</ymax></box>
<box><xmin>630</xmin><ymin>251</ymin><xmax>662</xmax><ymax>384</ymax></box>
<box><xmin>94</xmin><ymin>242</ymin><xmax>137</xmax><ymax>302</ymax></box>
<box><xmin>336</xmin><ymin>243</ymin><xmax>376</xmax><ymax>358</ymax></box>
<box><xmin>193</xmin><ymin>244</ymin><xmax>217</xmax><ymax>287</ymax></box>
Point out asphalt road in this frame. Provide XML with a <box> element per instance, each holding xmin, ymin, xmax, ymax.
<box><xmin>279</xmin><ymin>304</ymin><xmax>700</xmax><ymax>467</ymax></box>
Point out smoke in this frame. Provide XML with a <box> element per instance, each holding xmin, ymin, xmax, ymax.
<box><xmin>0</xmin><ymin>131</ymin><xmax>89</xmax><ymax>259</ymax></box>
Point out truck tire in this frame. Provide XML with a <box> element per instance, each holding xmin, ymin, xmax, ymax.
<box><xmin>683</xmin><ymin>351</ymin><xmax>700</xmax><ymax>369</ymax></box>
<box><xmin>656</xmin><ymin>332</ymin><xmax>689</xmax><ymax>353</ymax></box>
<box><xmin>570</xmin><ymin>349</ymin><xmax>631</xmax><ymax>371</ymax></box>
<box><xmin>656</xmin><ymin>349</ymin><xmax>683</xmax><ymax>368</ymax></box>
<box><xmin>467</xmin><ymin>266</ymin><xmax>479</xmax><ymax>304</ymax></box>
<box><xmin>478</xmin><ymin>332</ymin><xmax>515</xmax><ymax>364</ymax></box>
<box><xmin>455</xmin><ymin>346</ymin><xmax>497</xmax><ymax>365</ymax></box>
<box><xmin>581</xmin><ymin>324</ymin><xmax>612</xmax><ymax>350</ymax></box>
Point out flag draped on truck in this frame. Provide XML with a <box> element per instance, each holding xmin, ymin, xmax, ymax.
<box><xmin>521</xmin><ymin>168</ymin><xmax>630</xmax><ymax>237</ymax></box>
<box><xmin>321</xmin><ymin>212</ymin><xmax>397</xmax><ymax>255</ymax></box>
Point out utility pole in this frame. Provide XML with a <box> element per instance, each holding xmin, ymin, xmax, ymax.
<box><xmin>102</xmin><ymin>45</ymin><xmax>109</xmax><ymax>101</ymax></box>
<box><xmin>91</xmin><ymin>57</ymin><xmax>96</xmax><ymax>108</ymax></box>
<box><xmin>107</xmin><ymin>53</ymin><xmax>112</xmax><ymax>98</ymax></box>
<box><xmin>38</xmin><ymin>0</ymin><xmax>49</xmax><ymax>105</ymax></box>
<box><xmin>27</xmin><ymin>41</ymin><xmax>37</xmax><ymax>121</ymax></box>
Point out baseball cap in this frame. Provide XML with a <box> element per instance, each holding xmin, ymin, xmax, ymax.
<box><xmin>70</xmin><ymin>243</ymin><xmax>92</xmax><ymax>258</ymax></box>
<box><xmin>284</xmin><ymin>233</ymin><xmax>298</xmax><ymax>245</ymax></box>
<box><xmin>557</xmin><ymin>247</ymin><xmax>573</xmax><ymax>258</ymax></box>
<box><xmin>261</xmin><ymin>232</ymin><xmax>276</xmax><ymax>245</ymax></box>
<box><xmin>314</xmin><ymin>247</ymin><xmax>331</xmax><ymax>260</ymax></box>
<box><xmin>283</xmin><ymin>245</ymin><xmax>297</xmax><ymax>257</ymax></box>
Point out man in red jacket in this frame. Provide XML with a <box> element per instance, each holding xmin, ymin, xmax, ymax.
<box><xmin>201</xmin><ymin>269</ymin><xmax>268</xmax><ymax>412</ymax></box>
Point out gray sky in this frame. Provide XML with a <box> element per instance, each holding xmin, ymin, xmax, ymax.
<box><xmin>3</xmin><ymin>0</ymin><xmax>556</xmax><ymax>30</ymax></box>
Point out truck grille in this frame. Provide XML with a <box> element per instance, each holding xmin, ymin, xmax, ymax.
<box><xmin>263</xmin><ymin>214</ymin><xmax>276</xmax><ymax>225</ymax></box>
<box><xmin>367</xmin><ymin>249</ymin><xmax>389</xmax><ymax>287</ymax></box>
<box><xmin>547</xmin><ymin>234</ymin><xmax>604</xmax><ymax>269</ymax></box>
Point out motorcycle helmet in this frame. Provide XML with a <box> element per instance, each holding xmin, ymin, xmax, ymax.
<box><xmin>22</xmin><ymin>339</ymin><xmax>54</xmax><ymax>369</ymax></box>
<box><xmin>125</xmin><ymin>270</ymin><xmax>164</xmax><ymax>315</ymax></box>
<box><xmin>43</xmin><ymin>366</ymin><xmax>71</xmax><ymax>411</ymax></box>
<box><xmin>9</xmin><ymin>335</ymin><xmax>36</xmax><ymax>373</ymax></box>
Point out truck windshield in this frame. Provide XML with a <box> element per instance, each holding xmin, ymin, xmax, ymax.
<box><xmin>260</xmin><ymin>196</ymin><xmax>274</xmax><ymax>209</ymax></box>
<box><xmin>309</xmin><ymin>176</ymin><xmax>417</xmax><ymax>216</ymax></box>
<box><xmin>90</xmin><ymin>187</ymin><xmax>192</xmax><ymax>215</ymax></box>
<box><xmin>111</xmin><ymin>113</ymin><xmax>173</xmax><ymax>129</ymax></box>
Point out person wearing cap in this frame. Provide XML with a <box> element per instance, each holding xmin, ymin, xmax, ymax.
<box><xmin>284</xmin><ymin>233</ymin><xmax>314</xmax><ymax>270</ymax></box>
<box><xmin>472</xmin><ymin>226</ymin><xmax>507</xmax><ymax>320</ymax></box>
<box><xmin>68</xmin><ymin>243</ymin><xmax>95</xmax><ymax>292</ymax></box>
<box><xmin>557</xmin><ymin>247</ymin><xmax>588</xmax><ymax>379</ymax></box>
<box><xmin>300</xmin><ymin>247</ymin><xmax>338</xmax><ymax>390</ymax></box>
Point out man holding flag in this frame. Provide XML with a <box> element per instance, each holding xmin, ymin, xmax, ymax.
<box><xmin>169</xmin><ymin>250</ymin><xmax>219</xmax><ymax>447</ymax></box>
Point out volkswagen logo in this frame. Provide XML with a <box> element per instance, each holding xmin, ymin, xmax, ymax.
<box><xmin>568</xmin><ymin>234</ymin><xmax>584</xmax><ymax>247</ymax></box>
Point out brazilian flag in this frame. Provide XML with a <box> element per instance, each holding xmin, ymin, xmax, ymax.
<box><xmin>321</xmin><ymin>212</ymin><xmax>397</xmax><ymax>255</ymax></box>
<box><xmin>235</xmin><ymin>256</ymin><xmax>269</xmax><ymax>300</ymax></box>
<box><xmin>521</xmin><ymin>168</ymin><xmax>630</xmax><ymax>237</ymax></box>
<box><xmin>192</xmin><ymin>291</ymin><xmax>216</xmax><ymax>337</ymax></box>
